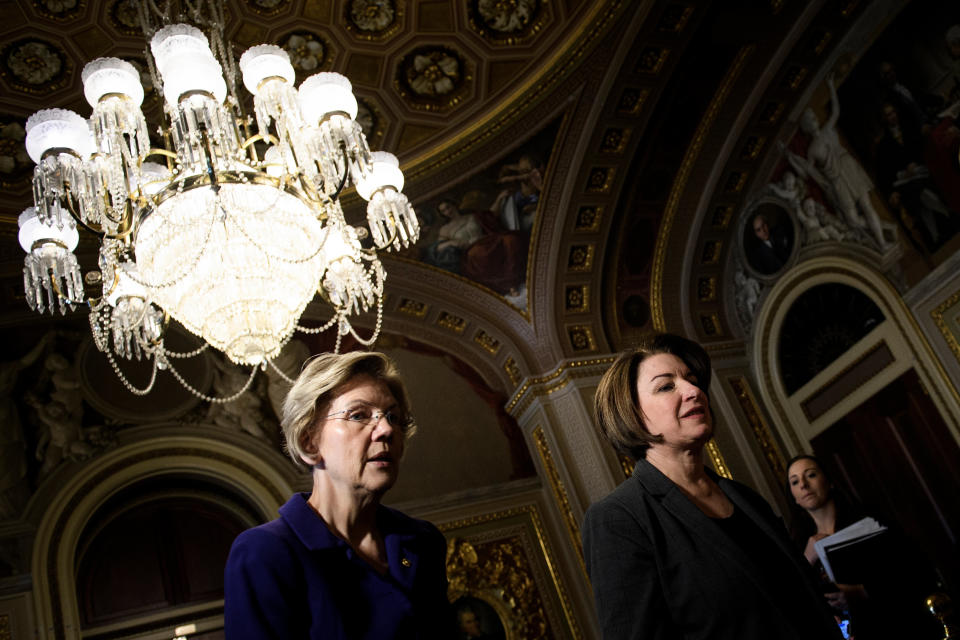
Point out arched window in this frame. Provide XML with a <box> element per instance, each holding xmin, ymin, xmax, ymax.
<box><xmin>75</xmin><ymin>476</ymin><xmax>258</xmax><ymax>635</ymax></box>
<box><xmin>777</xmin><ymin>283</ymin><xmax>884</xmax><ymax>395</ymax></box>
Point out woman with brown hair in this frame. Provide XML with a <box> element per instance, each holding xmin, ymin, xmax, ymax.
<box><xmin>786</xmin><ymin>454</ymin><xmax>941</xmax><ymax>640</ymax></box>
<box><xmin>581</xmin><ymin>333</ymin><xmax>841</xmax><ymax>640</ymax></box>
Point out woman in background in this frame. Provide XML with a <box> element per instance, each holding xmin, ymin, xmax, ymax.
<box><xmin>787</xmin><ymin>454</ymin><xmax>940</xmax><ymax>640</ymax></box>
<box><xmin>582</xmin><ymin>333</ymin><xmax>841</xmax><ymax>640</ymax></box>
<box><xmin>224</xmin><ymin>351</ymin><xmax>454</xmax><ymax>639</ymax></box>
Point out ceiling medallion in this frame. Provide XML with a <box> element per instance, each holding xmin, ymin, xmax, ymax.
<box><xmin>0</xmin><ymin>38</ymin><xmax>72</xmax><ymax>95</ymax></box>
<box><xmin>395</xmin><ymin>46</ymin><xmax>472</xmax><ymax>112</ymax></box>
<box><xmin>32</xmin><ymin>0</ymin><xmax>86</xmax><ymax>21</ymax></box>
<box><xmin>246</xmin><ymin>0</ymin><xmax>291</xmax><ymax>17</ymax></box>
<box><xmin>281</xmin><ymin>30</ymin><xmax>331</xmax><ymax>76</ymax></box>
<box><xmin>108</xmin><ymin>0</ymin><xmax>142</xmax><ymax>36</ymax></box>
<box><xmin>0</xmin><ymin>117</ymin><xmax>32</xmax><ymax>191</ymax></box>
<box><xmin>15</xmin><ymin>0</ymin><xmax>419</xmax><ymax>402</ymax></box>
<box><xmin>468</xmin><ymin>0</ymin><xmax>547</xmax><ymax>45</ymax></box>
<box><xmin>344</xmin><ymin>0</ymin><xmax>404</xmax><ymax>41</ymax></box>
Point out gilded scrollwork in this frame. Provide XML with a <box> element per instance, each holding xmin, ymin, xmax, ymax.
<box><xmin>446</xmin><ymin>537</ymin><xmax>550</xmax><ymax>639</ymax></box>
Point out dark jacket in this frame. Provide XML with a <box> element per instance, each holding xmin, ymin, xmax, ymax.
<box><xmin>581</xmin><ymin>458</ymin><xmax>843</xmax><ymax>640</ymax></box>
<box><xmin>224</xmin><ymin>493</ymin><xmax>454</xmax><ymax>639</ymax></box>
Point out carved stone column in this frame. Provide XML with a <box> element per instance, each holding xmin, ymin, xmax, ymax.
<box><xmin>506</xmin><ymin>357</ymin><xmax>622</xmax><ymax>639</ymax></box>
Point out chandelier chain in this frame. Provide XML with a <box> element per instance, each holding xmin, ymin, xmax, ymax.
<box><xmin>165</xmin><ymin>351</ymin><xmax>259</xmax><ymax>404</ymax></box>
<box><xmin>162</xmin><ymin>342</ymin><xmax>210</xmax><ymax>358</ymax></box>
<box><xmin>295</xmin><ymin>315</ymin><xmax>338</xmax><ymax>334</ymax></box>
<box><xmin>265</xmin><ymin>357</ymin><xmax>296</xmax><ymax>385</ymax></box>
<box><xmin>105</xmin><ymin>348</ymin><xmax>160</xmax><ymax>396</ymax></box>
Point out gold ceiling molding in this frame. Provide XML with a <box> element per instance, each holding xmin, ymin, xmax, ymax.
<box><xmin>567</xmin><ymin>324</ymin><xmax>597</xmax><ymax>352</ymax></box>
<box><xmin>931</xmin><ymin>288</ymin><xmax>960</xmax><ymax>365</ymax></box>
<box><xmin>728</xmin><ymin>376</ymin><xmax>785</xmax><ymax>479</ymax></box>
<box><xmin>532</xmin><ymin>426</ymin><xmax>586</xmax><ymax>577</ymax></box>
<box><xmin>705</xmin><ymin>439</ymin><xmax>732</xmax><ymax>479</ymax></box>
<box><xmin>474</xmin><ymin>329</ymin><xmax>501</xmax><ymax>355</ymax></box>
<box><xmin>565</xmin><ymin>284</ymin><xmax>590</xmax><ymax>313</ymax></box>
<box><xmin>397</xmin><ymin>297</ymin><xmax>429</xmax><ymax>318</ymax></box>
<box><xmin>650</xmin><ymin>45</ymin><xmax>754</xmax><ymax>331</ymax></box>
<box><xmin>504</xmin><ymin>356</ymin><xmax>522</xmax><ymax>387</ymax></box>
<box><xmin>437</xmin><ymin>310</ymin><xmax>467</xmax><ymax>334</ymax></box>
<box><xmin>403</xmin><ymin>0</ymin><xmax>628</xmax><ymax>178</ymax></box>
<box><xmin>505</xmin><ymin>356</ymin><xmax>616</xmax><ymax>415</ymax></box>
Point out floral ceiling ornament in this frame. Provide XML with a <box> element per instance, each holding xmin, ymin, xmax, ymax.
<box><xmin>247</xmin><ymin>0</ymin><xmax>289</xmax><ymax>16</ymax></box>
<box><xmin>1</xmin><ymin>39</ymin><xmax>70</xmax><ymax>92</ymax></box>
<box><xmin>346</xmin><ymin>0</ymin><xmax>401</xmax><ymax>39</ymax></box>
<box><xmin>0</xmin><ymin>119</ymin><xmax>31</xmax><ymax>187</ymax></box>
<box><xmin>469</xmin><ymin>0</ymin><xmax>546</xmax><ymax>44</ymax></box>
<box><xmin>397</xmin><ymin>46</ymin><xmax>471</xmax><ymax>111</ymax></box>
<box><xmin>109</xmin><ymin>0</ymin><xmax>142</xmax><ymax>35</ymax></box>
<box><xmin>282</xmin><ymin>31</ymin><xmax>329</xmax><ymax>74</ymax></box>
<box><xmin>35</xmin><ymin>0</ymin><xmax>83</xmax><ymax>20</ymax></box>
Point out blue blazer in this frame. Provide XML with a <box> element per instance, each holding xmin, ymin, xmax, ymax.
<box><xmin>582</xmin><ymin>459</ymin><xmax>843</xmax><ymax>640</ymax></box>
<box><xmin>224</xmin><ymin>493</ymin><xmax>454</xmax><ymax>639</ymax></box>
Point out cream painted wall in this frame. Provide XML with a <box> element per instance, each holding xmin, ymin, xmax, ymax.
<box><xmin>381</xmin><ymin>348</ymin><xmax>519</xmax><ymax>505</ymax></box>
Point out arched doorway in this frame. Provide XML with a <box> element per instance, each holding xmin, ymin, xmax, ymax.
<box><xmin>754</xmin><ymin>257</ymin><xmax>960</xmax><ymax>594</ymax></box>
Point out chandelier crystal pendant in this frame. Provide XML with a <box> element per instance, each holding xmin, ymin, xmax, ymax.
<box><xmin>17</xmin><ymin>3</ymin><xmax>419</xmax><ymax>400</ymax></box>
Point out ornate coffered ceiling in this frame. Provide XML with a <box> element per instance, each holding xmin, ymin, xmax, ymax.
<box><xmin>0</xmin><ymin>0</ymin><xmax>884</xmax><ymax>398</ymax></box>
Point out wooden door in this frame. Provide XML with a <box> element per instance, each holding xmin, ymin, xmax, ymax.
<box><xmin>812</xmin><ymin>369</ymin><xmax>960</xmax><ymax>593</ymax></box>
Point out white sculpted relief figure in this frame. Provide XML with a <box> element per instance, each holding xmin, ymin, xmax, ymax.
<box><xmin>29</xmin><ymin>346</ymin><xmax>114</xmax><ymax>476</ymax></box>
<box><xmin>767</xmin><ymin>172</ymin><xmax>846</xmax><ymax>245</ymax></box>
<box><xmin>781</xmin><ymin>74</ymin><xmax>898</xmax><ymax>250</ymax></box>
<box><xmin>734</xmin><ymin>266</ymin><xmax>763</xmax><ymax>331</ymax></box>
<box><xmin>0</xmin><ymin>334</ymin><xmax>50</xmax><ymax>517</ymax></box>
<box><xmin>206</xmin><ymin>353</ymin><xmax>272</xmax><ymax>441</ymax></box>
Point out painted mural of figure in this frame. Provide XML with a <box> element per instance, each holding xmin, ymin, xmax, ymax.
<box><xmin>0</xmin><ymin>334</ymin><xmax>50</xmax><ymax>518</ymax></box>
<box><xmin>748</xmin><ymin>212</ymin><xmax>792</xmax><ymax>274</ymax></box>
<box><xmin>491</xmin><ymin>154</ymin><xmax>543</xmax><ymax>232</ymax></box>
<box><xmin>422</xmin><ymin>196</ymin><xmax>529</xmax><ymax>296</ymax></box>
<box><xmin>782</xmin><ymin>74</ymin><xmax>897</xmax><ymax>249</ymax></box>
<box><xmin>422</xmin><ymin>198</ymin><xmax>484</xmax><ymax>273</ymax></box>
<box><xmin>874</xmin><ymin>102</ymin><xmax>956</xmax><ymax>251</ymax></box>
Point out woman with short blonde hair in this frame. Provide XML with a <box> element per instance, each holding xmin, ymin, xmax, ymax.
<box><xmin>280</xmin><ymin>350</ymin><xmax>416</xmax><ymax>465</ymax></box>
<box><xmin>226</xmin><ymin>350</ymin><xmax>453</xmax><ymax>638</ymax></box>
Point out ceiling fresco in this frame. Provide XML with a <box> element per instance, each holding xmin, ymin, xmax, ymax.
<box><xmin>0</xmin><ymin>0</ymin><xmax>937</xmax><ymax>399</ymax></box>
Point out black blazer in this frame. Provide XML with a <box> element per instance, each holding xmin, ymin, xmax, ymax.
<box><xmin>581</xmin><ymin>458</ymin><xmax>843</xmax><ymax>640</ymax></box>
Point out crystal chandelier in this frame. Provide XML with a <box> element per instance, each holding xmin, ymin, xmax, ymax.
<box><xmin>16</xmin><ymin>2</ymin><xmax>418</xmax><ymax>400</ymax></box>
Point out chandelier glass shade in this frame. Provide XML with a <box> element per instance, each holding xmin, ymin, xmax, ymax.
<box><xmin>17</xmin><ymin>9</ymin><xmax>418</xmax><ymax>399</ymax></box>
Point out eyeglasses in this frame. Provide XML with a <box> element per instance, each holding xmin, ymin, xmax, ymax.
<box><xmin>326</xmin><ymin>407</ymin><xmax>409</xmax><ymax>429</ymax></box>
